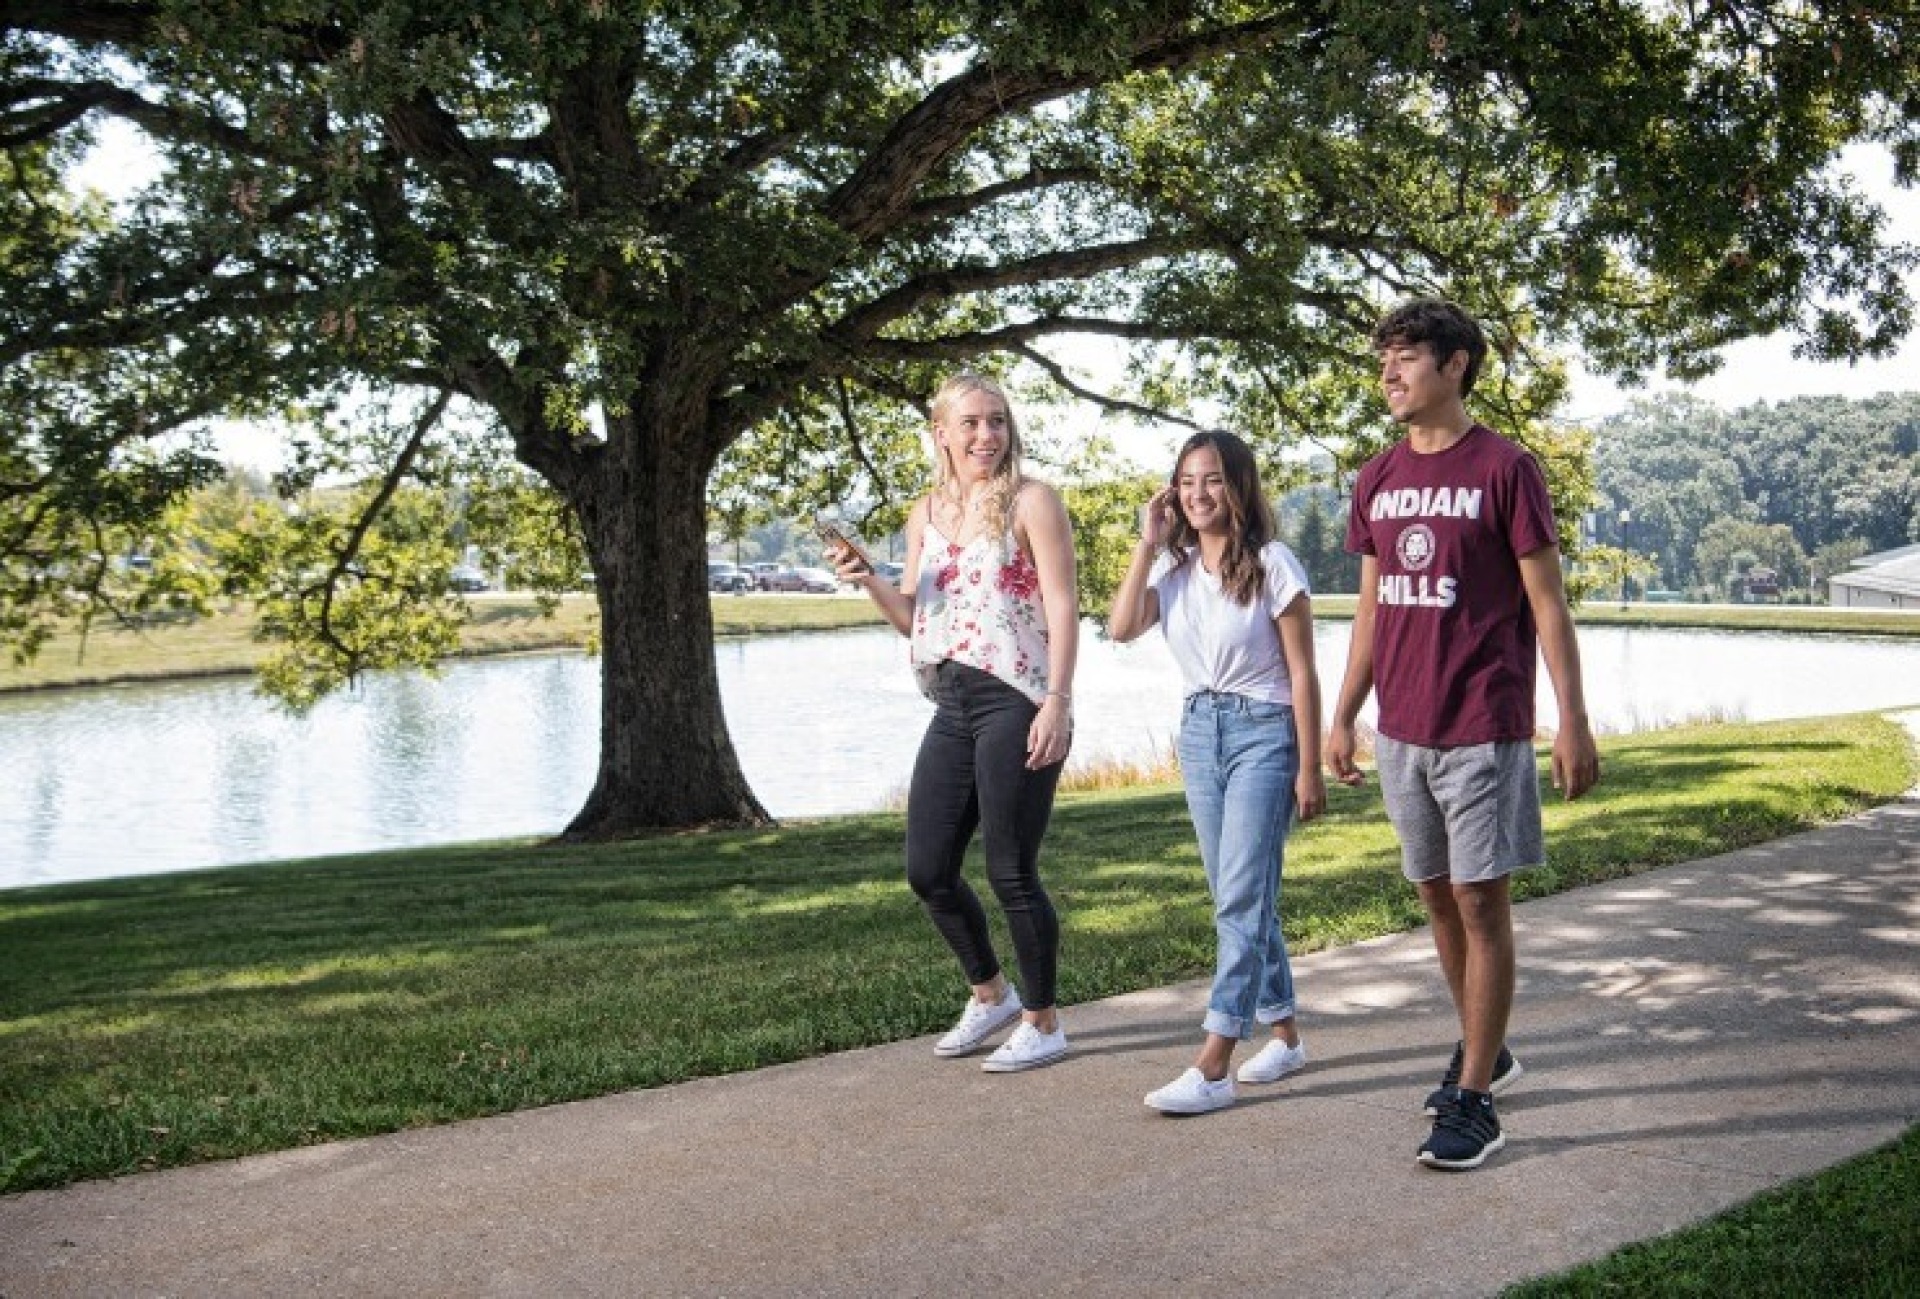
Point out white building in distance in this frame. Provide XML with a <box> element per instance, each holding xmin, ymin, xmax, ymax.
<box><xmin>1828</xmin><ymin>543</ymin><xmax>1920</xmax><ymax>610</ymax></box>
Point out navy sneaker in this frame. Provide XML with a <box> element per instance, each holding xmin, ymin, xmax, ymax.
<box><xmin>1423</xmin><ymin>1041</ymin><xmax>1523</xmax><ymax>1116</ymax></box>
<box><xmin>1419</xmin><ymin>1087</ymin><xmax>1505</xmax><ymax>1171</ymax></box>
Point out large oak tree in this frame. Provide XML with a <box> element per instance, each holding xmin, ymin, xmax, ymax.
<box><xmin>4</xmin><ymin>1</ymin><xmax>1916</xmax><ymax>835</ymax></box>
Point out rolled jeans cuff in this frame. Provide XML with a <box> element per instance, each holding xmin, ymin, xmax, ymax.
<box><xmin>1203</xmin><ymin>1003</ymin><xmax>1296</xmax><ymax>1040</ymax></box>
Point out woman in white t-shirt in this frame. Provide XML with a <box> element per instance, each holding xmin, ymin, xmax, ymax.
<box><xmin>1109</xmin><ymin>429</ymin><xmax>1326</xmax><ymax>1115</ymax></box>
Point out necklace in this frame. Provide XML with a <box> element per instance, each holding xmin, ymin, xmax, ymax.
<box><xmin>938</xmin><ymin>487</ymin><xmax>995</xmax><ymax>542</ymax></box>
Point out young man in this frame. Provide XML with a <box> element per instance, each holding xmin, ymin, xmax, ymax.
<box><xmin>1327</xmin><ymin>299</ymin><xmax>1601</xmax><ymax>1171</ymax></box>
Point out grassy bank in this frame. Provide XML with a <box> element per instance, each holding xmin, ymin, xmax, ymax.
<box><xmin>6</xmin><ymin>592</ymin><xmax>1917</xmax><ymax>694</ymax></box>
<box><xmin>1567</xmin><ymin>600</ymin><xmax>1920</xmax><ymax>636</ymax></box>
<box><xmin>1311</xmin><ymin>593</ymin><xmax>1920</xmax><ymax>637</ymax></box>
<box><xmin>0</xmin><ymin>593</ymin><xmax>883</xmax><ymax>692</ymax></box>
<box><xmin>2</xmin><ymin>713</ymin><xmax>1911</xmax><ymax>1194</ymax></box>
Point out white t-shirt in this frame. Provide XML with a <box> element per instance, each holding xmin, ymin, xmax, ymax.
<box><xmin>1148</xmin><ymin>539</ymin><xmax>1311</xmax><ymax>704</ymax></box>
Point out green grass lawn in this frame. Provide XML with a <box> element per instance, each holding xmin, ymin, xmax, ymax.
<box><xmin>1504</xmin><ymin>1122</ymin><xmax>1920</xmax><ymax>1298</ymax></box>
<box><xmin>1</xmin><ymin>712</ymin><xmax>1910</xmax><ymax>1197</ymax></box>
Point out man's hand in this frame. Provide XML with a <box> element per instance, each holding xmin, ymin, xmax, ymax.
<box><xmin>1552</xmin><ymin>720</ymin><xmax>1600</xmax><ymax>800</ymax></box>
<box><xmin>1326</xmin><ymin>721</ymin><xmax>1365</xmax><ymax>787</ymax></box>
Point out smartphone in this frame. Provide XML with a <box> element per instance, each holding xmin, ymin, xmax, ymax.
<box><xmin>812</xmin><ymin>517</ymin><xmax>877</xmax><ymax>574</ymax></box>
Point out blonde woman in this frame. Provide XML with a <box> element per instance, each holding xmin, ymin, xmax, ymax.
<box><xmin>831</xmin><ymin>373</ymin><xmax>1079</xmax><ymax>1072</ymax></box>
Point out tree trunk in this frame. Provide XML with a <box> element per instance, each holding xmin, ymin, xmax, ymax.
<box><xmin>560</xmin><ymin>424</ymin><xmax>771</xmax><ymax>837</ymax></box>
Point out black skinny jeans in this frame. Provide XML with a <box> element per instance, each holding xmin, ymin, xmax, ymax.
<box><xmin>906</xmin><ymin>660</ymin><xmax>1063</xmax><ymax>1009</ymax></box>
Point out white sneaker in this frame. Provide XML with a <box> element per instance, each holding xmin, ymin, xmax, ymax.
<box><xmin>1144</xmin><ymin>1067</ymin><xmax>1236</xmax><ymax>1115</ymax></box>
<box><xmin>933</xmin><ymin>988</ymin><xmax>1024</xmax><ymax>1057</ymax></box>
<box><xmin>981</xmin><ymin>1021</ymin><xmax>1069</xmax><ymax>1073</ymax></box>
<box><xmin>1236</xmin><ymin>1038</ymin><xmax>1307</xmax><ymax>1084</ymax></box>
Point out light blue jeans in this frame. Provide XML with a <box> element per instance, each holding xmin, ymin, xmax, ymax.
<box><xmin>1177</xmin><ymin>690</ymin><xmax>1299</xmax><ymax>1040</ymax></box>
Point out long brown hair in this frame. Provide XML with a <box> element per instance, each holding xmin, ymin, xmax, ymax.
<box><xmin>1165</xmin><ymin>429</ymin><xmax>1274</xmax><ymax>606</ymax></box>
<box><xmin>929</xmin><ymin>372</ymin><xmax>1026</xmax><ymax>547</ymax></box>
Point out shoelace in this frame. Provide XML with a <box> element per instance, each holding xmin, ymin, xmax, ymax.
<box><xmin>1433</xmin><ymin>1097</ymin><xmax>1495</xmax><ymax>1135</ymax></box>
<box><xmin>956</xmin><ymin>1000</ymin><xmax>999</xmax><ymax>1029</ymax></box>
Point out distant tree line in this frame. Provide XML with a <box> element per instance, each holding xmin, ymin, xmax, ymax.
<box><xmin>1591</xmin><ymin>392</ymin><xmax>1920</xmax><ymax>601</ymax></box>
<box><xmin>95</xmin><ymin>387</ymin><xmax>1911</xmax><ymax>658</ymax></box>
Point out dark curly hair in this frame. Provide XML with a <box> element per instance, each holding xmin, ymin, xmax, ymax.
<box><xmin>1371</xmin><ymin>299</ymin><xmax>1488</xmax><ymax>397</ymax></box>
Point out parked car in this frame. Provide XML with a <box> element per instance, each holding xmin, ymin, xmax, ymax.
<box><xmin>759</xmin><ymin>565</ymin><xmax>837</xmax><ymax>593</ymax></box>
<box><xmin>448</xmin><ymin>567</ymin><xmax>489</xmax><ymax>593</ymax></box>
<box><xmin>708</xmin><ymin>561</ymin><xmax>752</xmax><ymax>594</ymax></box>
<box><xmin>745</xmin><ymin>561</ymin><xmax>783</xmax><ymax>590</ymax></box>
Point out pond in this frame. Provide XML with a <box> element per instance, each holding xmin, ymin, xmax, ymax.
<box><xmin>3</xmin><ymin>622</ymin><xmax>1918</xmax><ymax>890</ymax></box>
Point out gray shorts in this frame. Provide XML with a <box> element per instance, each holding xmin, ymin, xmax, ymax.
<box><xmin>1374</xmin><ymin>735</ymin><xmax>1544</xmax><ymax>884</ymax></box>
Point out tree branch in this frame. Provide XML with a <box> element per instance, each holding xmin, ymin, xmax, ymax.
<box><xmin>901</xmin><ymin>164</ymin><xmax>1108</xmax><ymax>227</ymax></box>
<box><xmin>0</xmin><ymin>284</ymin><xmax>311</xmax><ymax>368</ymax></box>
<box><xmin>383</xmin><ymin>90</ymin><xmax>533</xmax><ymax>216</ymax></box>
<box><xmin>855</xmin><ymin>314</ymin><xmax>1259</xmax><ymax>361</ymax></box>
<box><xmin>445</xmin><ymin>347</ymin><xmax>589</xmax><ymax>494</ymax></box>
<box><xmin>1012</xmin><ymin>342</ymin><xmax>1204</xmax><ymax>432</ymax></box>
<box><xmin>821</xmin><ymin>12</ymin><xmax>1296</xmax><ymax>242</ymax></box>
<box><xmin>673</xmin><ymin>128</ymin><xmax>804</xmax><ymax>216</ymax></box>
<box><xmin>0</xmin><ymin>79</ymin><xmax>106</xmax><ymax>147</ymax></box>
<box><xmin>834</xmin><ymin>375</ymin><xmax>888</xmax><ymax>498</ymax></box>
<box><xmin>0</xmin><ymin>1</ymin><xmax>163</xmax><ymax>44</ymax></box>
<box><xmin>1</xmin><ymin>77</ymin><xmax>308</xmax><ymax>165</ymax></box>
<box><xmin>844</xmin><ymin>360</ymin><xmax>930</xmax><ymax>412</ymax></box>
<box><xmin>310</xmin><ymin>386</ymin><xmax>453</xmax><ymax>662</ymax></box>
<box><xmin>826</xmin><ymin>234</ymin><xmax>1210</xmax><ymax>346</ymax></box>
<box><xmin>541</xmin><ymin>45</ymin><xmax>657</xmax><ymax>212</ymax></box>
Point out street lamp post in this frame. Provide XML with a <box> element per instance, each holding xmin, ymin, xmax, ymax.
<box><xmin>1618</xmin><ymin>509</ymin><xmax>1633</xmax><ymax>603</ymax></box>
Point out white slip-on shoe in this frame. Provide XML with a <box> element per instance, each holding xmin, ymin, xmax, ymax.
<box><xmin>1235</xmin><ymin>1038</ymin><xmax>1307</xmax><ymax>1084</ymax></box>
<box><xmin>1144</xmin><ymin>1067</ymin><xmax>1236</xmax><ymax>1115</ymax></box>
<box><xmin>981</xmin><ymin>1021</ymin><xmax>1069</xmax><ymax>1073</ymax></box>
<box><xmin>933</xmin><ymin>987</ymin><xmax>1024</xmax><ymax>1057</ymax></box>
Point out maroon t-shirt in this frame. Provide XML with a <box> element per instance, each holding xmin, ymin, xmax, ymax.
<box><xmin>1345</xmin><ymin>425</ymin><xmax>1558</xmax><ymax>747</ymax></box>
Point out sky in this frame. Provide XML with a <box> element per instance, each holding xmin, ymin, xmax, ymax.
<box><xmin>1052</xmin><ymin>142</ymin><xmax>1920</xmax><ymax>471</ymax></box>
<box><xmin>1561</xmin><ymin>144</ymin><xmax>1920</xmax><ymax>425</ymax></box>
<box><xmin>69</xmin><ymin>125</ymin><xmax>1920</xmax><ymax>475</ymax></box>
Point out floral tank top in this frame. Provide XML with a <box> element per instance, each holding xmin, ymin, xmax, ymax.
<box><xmin>910</xmin><ymin>520</ymin><xmax>1052</xmax><ymax>704</ymax></box>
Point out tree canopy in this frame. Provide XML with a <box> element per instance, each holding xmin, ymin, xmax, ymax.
<box><xmin>5</xmin><ymin>1</ymin><xmax>1918</xmax><ymax>833</ymax></box>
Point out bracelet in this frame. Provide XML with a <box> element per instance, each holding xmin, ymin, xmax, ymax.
<box><xmin>1046</xmin><ymin>689</ymin><xmax>1072</xmax><ymax>701</ymax></box>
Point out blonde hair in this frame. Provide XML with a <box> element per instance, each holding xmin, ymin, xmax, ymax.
<box><xmin>929</xmin><ymin>372</ymin><xmax>1026</xmax><ymax>546</ymax></box>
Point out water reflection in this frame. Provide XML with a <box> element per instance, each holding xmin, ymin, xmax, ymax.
<box><xmin>211</xmin><ymin>730</ymin><xmax>274</xmax><ymax>849</ymax></box>
<box><xmin>2</xmin><ymin>623</ymin><xmax>1918</xmax><ymax>890</ymax></box>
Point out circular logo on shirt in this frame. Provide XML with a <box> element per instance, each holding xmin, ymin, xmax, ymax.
<box><xmin>1396</xmin><ymin>523</ymin><xmax>1437</xmax><ymax>571</ymax></box>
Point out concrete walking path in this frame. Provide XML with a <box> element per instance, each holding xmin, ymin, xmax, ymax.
<box><xmin>3</xmin><ymin>783</ymin><xmax>1918</xmax><ymax>1295</ymax></box>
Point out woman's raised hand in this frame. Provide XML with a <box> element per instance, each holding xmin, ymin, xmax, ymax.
<box><xmin>1140</xmin><ymin>485</ymin><xmax>1175</xmax><ymax>547</ymax></box>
